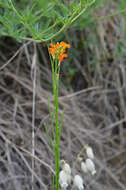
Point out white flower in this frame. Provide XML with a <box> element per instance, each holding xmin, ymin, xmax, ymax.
<box><xmin>81</xmin><ymin>162</ymin><xmax>88</xmax><ymax>173</ymax></box>
<box><xmin>86</xmin><ymin>146</ymin><xmax>94</xmax><ymax>160</ymax></box>
<box><xmin>85</xmin><ymin>159</ymin><xmax>96</xmax><ymax>175</ymax></box>
<box><xmin>59</xmin><ymin>170</ymin><xmax>71</xmax><ymax>189</ymax></box>
<box><xmin>67</xmin><ymin>173</ymin><xmax>71</xmax><ymax>184</ymax></box>
<box><xmin>60</xmin><ymin>160</ymin><xmax>71</xmax><ymax>175</ymax></box>
<box><xmin>63</xmin><ymin>163</ymin><xmax>71</xmax><ymax>175</ymax></box>
<box><xmin>59</xmin><ymin>170</ymin><xmax>69</xmax><ymax>189</ymax></box>
<box><xmin>73</xmin><ymin>175</ymin><xmax>84</xmax><ymax>190</ymax></box>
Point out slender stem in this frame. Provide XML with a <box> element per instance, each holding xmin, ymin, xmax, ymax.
<box><xmin>55</xmin><ymin>74</ymin><xmax>60</xmax><ymax>190</ymax></box>
<box><xmin>52</xmin><ymin>59</ymin><xmax>60</xmax><ymax>190</ymax></box>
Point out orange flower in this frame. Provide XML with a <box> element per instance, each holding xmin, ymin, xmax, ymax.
<box><xmin>59</xmin><ymin>53</ymin><xmax>67</xmax><ymax>62</ymax></box>
<box><xmin>49</xmin><ymin>41</ymin><xmax>70</xmax><ymax>62</ymax></box>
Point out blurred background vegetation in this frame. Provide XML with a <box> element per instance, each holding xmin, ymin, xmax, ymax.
<box><xmin>0</xmin><ymin>0</ymin><xmax>126</xmax><ymax>190</ymax></box>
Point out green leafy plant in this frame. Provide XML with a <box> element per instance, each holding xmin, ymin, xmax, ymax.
<box><xmin>0</xmin><ymin>0</ymin><xmax>96</xmax><ymax>42</ymax></box>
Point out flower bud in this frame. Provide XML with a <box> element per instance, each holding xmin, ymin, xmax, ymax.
<box><xmin>86</xmin><ymin>146</ymin><xmax>94</xmax><ymax>160</ymax></box>
<box><xmin>85</xmin><ymin>159</ymin><xmax>96</xmax><ymax>175</ymax></box>
<box><xmin>73</xmin><ymin>175</ymin><xmax>84</xmax><ymax>190</ymax></box>
<box><xmin>59</xmin><ymin>170</ymin><xmax>69</xmax><ymax>189</ymax></box>
<box><xmin>81</xmin><ymin>162</ymin><xmax>88</xmax><ymax>173</ymax></box>
<box><xmin>63</xmin><ymin>163</ymin><xmax>71</xmax><ymax>175</ymax></box>
<box><xmin>60</xmin><ymin>160</ymin><xmax>71</xmax><ymax>175</ymax></box>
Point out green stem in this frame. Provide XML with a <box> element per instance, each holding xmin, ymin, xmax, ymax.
<box><xmin>51</xmin><ymin>59</ymin><xmax>60</xmax><ymax>190</ymax></box>
<box><xmin>55</xmin><ymin>72</ymin><xmax>60</xmax><ymax>190</ymax></box>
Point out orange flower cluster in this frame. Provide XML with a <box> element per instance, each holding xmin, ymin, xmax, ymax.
<box><xmin>49</xmin><ymin>42</ymin><xmax>70</xmax><ymax>62</ymax></box>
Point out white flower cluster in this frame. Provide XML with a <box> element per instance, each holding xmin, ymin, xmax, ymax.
<box><xmin>81</xmin><ymin>145</ymin><xmax>96</xmax><ymax>176</ymax></box>
<box><xmin>59</xmin><ymin>161</ymin><xmax>71</xmax><ymax>190</ymax></box>
<box><xmin>59</xmin><ymin>145</ymin><xmax>96</xmax><ymax>190</ymax></box>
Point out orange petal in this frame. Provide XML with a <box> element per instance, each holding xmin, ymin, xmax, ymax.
<box><xmin>49</xmin><ymin>48</ymin><xmax>56</xmax><ymax>56</ymax></box>
<box><xmin>66</xmin><ymin>43</ymin><xmax>70</xmax><ymax>48</ymax></box>
<box><xmin>60</xmin><ymin>42</ymin><xmax>70</xmax><ymax>49</ymax></box>
<box><xmin>59</xmin><ymin>53</ymin><xmax>68</xmax><ymax>62</ymax></box>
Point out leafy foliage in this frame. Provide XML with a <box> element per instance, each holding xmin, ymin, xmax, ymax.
<box><xmin>0</xmin><ymin>0</ymin><xmax>96</xmax><ymax>42</ymax></box>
